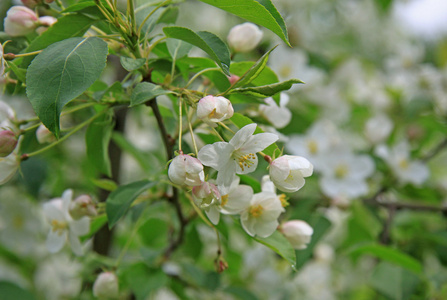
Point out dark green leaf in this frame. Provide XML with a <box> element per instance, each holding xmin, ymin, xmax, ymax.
<box><xmin>0</xmin><ymin>282</ymin><xmax>36</xmax><ymax>300</ymax></box>
<box><xmin>253</xmin><ymin>230</ymin><xmax>296</xmax><ymax>266</ymax></box>
<box><xmin>106</xmin><ymin>180</ymin><xmax>154</xmax><ymax>228</ymax></box>
<box><xmin>130</xmin><ymin>82</ymin><xmax>173</xmax><ymax>107</ymax></box>
<box><xmin>6</xmin><ymin>62</ymin><xmax>26</xmax><ymax>82</ymax></box>
<box><xmin>62</xmin><ymin>1</ymin><xmax>96</xmax><ymax>12</ymax></box>
<box><xmin>348</xmin><ymin>243</ymin><xmax>423</xmax><ymax>274</ymax></box>
<box><xmin>163</xmin><ymin>26</ymin><xmax>231</xmax><ymax>75</ymax></box>
<box><xmin>86</xmin><ymin>109</ymin><xmax>113</xmax><ymax>177</ymax></box>
<box><xmin>230</xmin><ymin>61</ymin><xmax>278</xmax><ymax>86</ymax></box>
<box><xmin>167</xmin><ymin>39</ymin><xmax>193</xmax><ymax>61</ymax></box>
<box><xmin>228</xmin><ymin>79</ymin><xmax>303</xmax><ymax>99</ymax></box>
<box><xmin>21</xmin><ymin>14</ymin><xmax>97</xmax><ymax>68</ymax></box>
<box><xmin>120</xmin><ymin>56</ymin><xmax>146</xmax><ymax>72</ymax></box>
<box><xmin>26</xmin><ymin>37</ymin><xmax>108</xmax><ymax>137</ymax></box>
<box><xmin>224</xmin><ymin>286</ymin><xmax>259</xmax><ymax>300</ymax></box>
<box><xmin>198</xmin><ymin>0</ymin><xmax>289</xmax><ymax>46</ymax></box>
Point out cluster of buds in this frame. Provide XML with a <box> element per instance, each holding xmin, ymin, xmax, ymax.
<box><xmin>4</xmin><ymin>6</ymin><xmax>57</xmax><ymax>37</ymax></box>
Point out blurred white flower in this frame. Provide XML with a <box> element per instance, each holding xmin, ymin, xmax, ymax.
<box><xmin>269</xmin><ymin>155</ymin><xmax>313</xmax><ymax>193</ymax></box>
<box><xmin>375</xmin><ymin>141</ymin><xmax>429</xmax><ymax>185</ymax></box>
<box><xmin>42</xmin><ymin>189</ymin><xmax>90</xmax><ymax>255</ymax></box>
<box><xmin>218</xmin><ymin>176</ymin><xmax>253</xmax><ymax>215</ymax></box>
<box><xmin>364</xmin><ymin>114</ymin><xmax>394</xmax><ymax>144</ymax></box>
<box><xmin>0</xmin><ymin>153</ymin><xmax>19</xmax><ymax>184</ymax></box>
<box><xmin>227</xmin><ymin>22</ymin><xmax>263</xmax><ymax>53</ymax></box>
<box><xmin>4</xmin><ymin>6</ymin><xmax>39</xmax><ymax>37</ymax></box>
<box><xmin>319</xmin><ymin>148</ymin><xmax>375</xmax><ymax>199</ymax></box>
<box><xmin>36</xmin><ymin>124</ymin><xmax>56</xmax><ymax>144</ymax></box>
<box><xmin>168</xmin><ymin>154</ymin><xmax>204</xmax><ymax>187</ymax></box>
<box><xmin>259</xmin><ymin>93</ymin><xmax>292</xmax><ymax>129</ymax></box>
<box><xmin>280</xmin><ymin>220</ymin><xmax>313</xmax><ymax>250</ymax></box>
<box><xmin>34</xmin><ymin>253</ymin><xmax>82</xmax><ymax>300</ymax></box>
<box><xmin>196</xmin><ymin>95</ymin><xmax>234</xmax><ymax>127</ymax></box>
<box><xmin>93</xmin><ymin>272</ymin><xmax>119</xmax><ymax>299</ymax></box>
<box><xmin>36</xmin><ymin>16</ymin><xmax>57</xmax><ymax>35</ymax></box>
<box><xmin>198</xmin><ymin>123</ymin><xmax>278</xmax><ymax>188</ymax></box>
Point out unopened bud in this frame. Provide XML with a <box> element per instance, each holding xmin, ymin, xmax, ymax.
<box><xmin>280</xmin><ymin>220</ymin><xmax>313</xmax><ymax>250</ymax></box>
<box><xmin>36</xmin><ymin>124</ymin><xmax>56</xmax><ymax>144</ymax></box>
<box><xmin>168</xmin><ymin>154</ymin><xmax>204</xmax><ymax>187</ymax></box>
<box><xmin>214</xmin><ymin>256</ymin><xmax>229</xmax><ymax>273</ymax></box>
<box><xmin>4</xmin><ymin>6</ymin><xmax>39</xmax><ymax>37</ymax></box>
<box><xmin>36</xmin><ymin>16</ymin><xmax>57</xmax><ymax>35</ymax></box>
<box><xmin>228</xmin><ymin>74</ymin><xmax>240</xmax><ymax>85</ymax></box>
<box><xmin>196</xmin><ymin>95</ymin><xmax>234</xmax><ymax>127</ymax></box>
<box><xmin>69</xmin><ymin>195</ymin><xmax>97</xmax><ymax>219</ymax></box>
<box><xmin>192</xmin><ymin>181</ymin><xmax>220</xmax><ymax>208</ymax></box>
<box><xmin>0</xmin><ymin>131</ymin><xmax>17</xmax><ymax>157</ymax></box>
<box><xmin>227</xmin><ymin>22</ymin><xmax>263</xmax><ymax>53</ymax></box>
<box><xmin>93</xmin><ymin>272</ymin><xmax>119</xmax><ymax>299</ymax></box>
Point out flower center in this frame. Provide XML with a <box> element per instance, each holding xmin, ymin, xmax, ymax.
<box><xmin>249</xmin><ymin>204</ymin><xmax>264</xmax><ymax>217</ymax></box>
<box><xmin>279</xmin><ymin>194</ymin><xmax>289</xmax><ymax>207</ymax></box>
<box><xmin>335</xmin><ymin>164</ymin><xmax>348</xmax><ymax>179</ymax></box>
<box><xmin>280</xmin><ymin>65</ymin><xmax>292</xmax><ymax>78</ymax></box>
<box><xmin>51</xmin><ymin>219</ymin><xmax>68</xmax><ymax>235</ymax></box>
<box><xmin>399</xmin><ymin>159</ymin><xmax>409</xmax><ymax>170</ymax></box>
<box><xmin>233</xmin><ymin>151</ymin><xmax>256</xmax><ymax>172</ymax></box>
<box><xmin>208</xmin><ymin>108</ymin><xmax>218</xmax><ymax>119</ymax></box>
<box><xmin>12</xmin><ymin>215</ymin><xmax>24</xmax><ymax>229</ymax></box>
<box><xmin>221</xmin><ymin>194</ymin><xmax>229</xmax><ymax>207</ymax></box>
<box><xmin>307</xmin><ymin>140</ymin><xmax>318</xmax><ymax>154</ymax></box>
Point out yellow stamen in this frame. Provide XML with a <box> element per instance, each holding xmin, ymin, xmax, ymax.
<box><xmin>280</xmin><ymin>65</ymin><xmax>292</xmax><ymax>78</ymax></box>
<box><xmin>279</xmin><ymin>194</ymin><xmax>289</xmax><ymax>207</ymax></box>
<box><xmin>249</xmin><ymin>204</ymin><xmax>264</xmax><ymax>217</ymax></box>
<box><xmin>221</xmin><ymin>194</ymin><xmax>229</xmax><ymax>207</ymax></box>
<box><xmin>307</xmin><ymin>140</ymin><xmax>318</xmax><ymax>154</ymax></box>
<box><xmin>208</xmin><ymin>108</ymin><xmax>218</xmax><ymax>119</ymax></box>
<box><xmin>399</xmin><ymin>159</ymin><xmax>409</xmax><ymax>170</ymax></box>
<box><xmin>335</xmin><ymin>164</ymin><xmax>348</xmax><ymax>179</ymax></box>
<box><xmin>51</xmin><ymin>220</ymin><xmax>68</xmax><ymax>235</ymax></box>
<box><xmin>235</xmin><ymin>153</ymin><xmax>256</xmax><ymax>172</ymax></box>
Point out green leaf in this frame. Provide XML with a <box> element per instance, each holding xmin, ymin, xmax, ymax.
<box><xmin>62</xmin><ymin>1</ymin><xmax>96</xmax><ymax>12</ymax></box>
<box><xmin>198</xmin><ymin>0</ymin><xmax>289</xmax><ymax>46</ymax></box>
<box><xmin>167</xmin><ymin>38</ymin><xmax>193</xmax><ymax>61</ymax></box>
<box><xmin>120</xmin><ymin>56</ymin><xmax>146</xmax><ymax>72</ymax></box>
<box><xmin>370</xmin><ymin>262</ymin><xmax>420</xmax><ymax>300</ymax></box>
<box><xmin>130</xmin><ymin>82</ymin><xmax>173</xmax><ymax>107</ymax></box>
<box><xmin>228</xmin><ymin>46</ymin><xmax>277</xmax><ymax>91</ymax></box>
<box><xmin>163</xmin><ymin>26</ymin><xmax>231</xmax><ymax>75</ymax></box>
<box><xmin>111</xmin><ymin>132</ymin><xmax>153</xmax><ymax>172</ymax></box>
<box><xmin>253</xmin><ymin>230</ymin><xmax>296</xmax><ymax>267</ymax></box>
<box><xmin>21</xmin><ymin>14</ymin><xmax>97</xmax><ymax>68</ymax></box>
<box><xmin>86</xmin><ymin>109</ymin><xmax>113</xmax><ymax>177</ymax></box>
<box><xmin>26</xmin><ymin>37</ymin><xmax>108</xmax><ymax>138</ymax></box>
<box><xmin>106</xmin><ymin>180</ymin><xmax>154</xmax><ymax>228</ymax></box>
<box><xmin>0</xmin><ymin>282</ymin><xmax>36</xmax><ymax>300</ymax></box>
<box><xmin>81</xmin><ymin>214</ymin><xmax>108</xmax><ymax>242</ymax></box>
<box><xmin>230</xmin><ymin>61</ymin><xmax>278</xmax><ymax>86</ymax></box>
<box><xmin>6</xmin><ymin>62</ymin><xmax>26</xmax><ymax>82</ymax></box>
<box><xmin>228</xmin><ymin>79</ymin><xmax>303</xmax><ymax>99</ymax></box>
<box><xmin>230</xmin><ymin>113</ymin><xmax>277</xmax><ymax>156</ymax></box>
<box><xmin>91</xmin><ymin>178</ymin><xmax>118</xmax><ymax>192</ymax></box>
<box><xmin>348</xmin><ymin>243</ymin><xmax>423</xmax><ymax>274</ymax></box>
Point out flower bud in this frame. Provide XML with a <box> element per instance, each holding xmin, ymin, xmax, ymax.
<box><xmin>196</xmin><ymin>95</ymin><xmax>234</xmax><ymax>127</ymax></box>
<box><xmin>4</xmin><ymin>6</ymin><xmax>39</xmax><ymax>37</ymax></box>
<box><xmin>168</xmin><ymin>154</ymin><xmax>204</xmax><ymax>186</ymax></box>
<box><xmin>227</xmin><ymin>22</ymin><xmax>263</xmax><ymax>53</ymax></box>
<box><xmin>69</xmin><ymin>195</ymin><xmax>97</xmax><ymax>220</ymax></box>
<box><xmin>269</xmin><ymin>155</ymin><xmax>313</xmax><ymax>193</ymax></box>
<box><xmin>228</xmin><ymin>74</ymin><xmax>240</xmax><ymax>85</ymax></box>
<box><xmin>36</xmin><ymin>16</ymin><xmax>57</xmax><ymax>35</ymax></box>
<box><xmin>280</xmin><ymin>220</ymin><xmax>313</xmax><ymax>250</ymax></box>
<box><xmin>36</xmin><ymin>124</ymin><xmax>56</xmax><ymax>144</ymax></box>
<box><xmin>192</xmin><ymin>181</ymin><xmax>220</xmax><ymax>208</ymax></box>
<box><xmin>0</xmin><ymin>153</ymin><xmax>19</xmax><ymax>184</ymax></box>
<box><xmin>93</xmin><ymin>272</ymin><xmax>119</xmax><ymax>299</ymax></box>
<box><xmin>21</xmin><ymin>0</ymin><xmax>40</xmax><ymax>8</ymax></box>
<box><xmin>0</xmin><ymin>130</ymin><xmax>18</xmax><ymax>157</ymax></box>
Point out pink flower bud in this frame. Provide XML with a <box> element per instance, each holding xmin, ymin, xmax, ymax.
<box><xmin>36</xmin><ymin>16</ymin><xmax>57</xmax><ymax>35</ymax></box>
<box><xmin>168</xmin><ymin>154</ymin><xmax>204</xmax><ymax>186</ymax></box>
<box><xmin>69</xmin><ymin>195</ymin><xmax>97</xmax><ymax>220</ymax></box>
<box><xmin>192</xmin><ymin>181</ymin><xmax>220</xmax><ymax>208</ymax></box>
<box><xmin>280</xmin><ymin>220</ymin><xmax>313</xmax><ymax>250</ymax></box>
<box><xmin>36</xmin><ymin>124</ymin><xmax>56</xmax><ymax>144</ymax></box>
<box><xmin>93</xmin><ymin>272</ymin><xmax>119</xmax><ymax>299</ymax></box>
<box><xmin>227</xmin><ymin>23</ymin><xmax>263</xmax><ymax>53</ymax></box>
<box><xmin>269</xmin><ymin>155</ymin><xmax>313</xmax><ymax>193</ymax></box>
<box><xmin>0</xmin><ymin>130</ymin><xmax>17</xmax><ymax>157</ymax></box>
<box><xmin>196</xmin><ymin>95</ymin><xmax>234</xmax><ymax>127</ymax></box>
<box><xmin>4</xmin><ymin>6</ymin><xmax>39</xmax><ymax>37</ymax></box>
<box><xmin>228</xmin><ymin>74</ymin><xmax>240</xmax><ymax>85</ymax></box>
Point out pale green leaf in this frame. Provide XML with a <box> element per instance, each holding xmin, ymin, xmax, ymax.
<box><xmin>254</xmin><ymin>231</ymin><xmax>296</xmax><ymax>266</ymax></box>
<box><xmin>130</xmin><ymin>82</ymin><xmax>173</xmax><ymax>107</ymax></box>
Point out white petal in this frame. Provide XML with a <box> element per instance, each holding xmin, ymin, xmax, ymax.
<box><xmin>0</xmin><ymin>154</ymin><xmax>18</xmax><ymax>184</ymax></box>
<box><xmin>70</xmin><ymin>217</ymin><xmax>90</xmax><ymax>236</ymax></box>
<box><xmin>205</xmin><ymin>206</ymin><xmax>220</xmax><ymax>225</ymax></box>
<box><xmin>216</xmin><ymin>161</ymin><xmax>237</xmax><ymax>188</ymax></box>
<box><xmin>240</xmin><ymin>211</ymin><xmax>255</xmax><ymax>237</ymax></box>
<box><xmin>198</xmin><ymin>142</ymin><xmax>232</xmax><ymax>170</ymax></box>
<box><xmin>405</xmin><ymin>161</ymin><xmax>430</xmax><ymax>185</ymax></box>
<box><xmin>43</xmin><ymin>199</ymin><xmax>65</xmax><ymax>221</ymax></box>
<box><xmin>68</xmin><ymin>232</ymin><xmax>84</xmax><ymax>256</ymax></box>
<box><xmin>229</xmin><ymin>124</ymin><xmax>257</xmax><ymax>149</ymax></box>
<box><xmin>254</xmin><ymin>219</ymin><xmax>279</xmax><ymax>238</ymax></box>
<box><xmin>221</xmin><ymin>185</ymin><xmax>253</xmax><ymax>214</ymax></box>
<box><xmin>287</xmin><ymin>156</ymin><xmax>313</xmax><ymax>177</ymax></box>
<box><xmin>240</xmin><ymin>132</ymin><xmax>278</xmax><ymax>153</ymax></box>
<box><xmin>46</xmin><ymin>229</ymin><xmax>66</xmax><ymax>253</ymax></box>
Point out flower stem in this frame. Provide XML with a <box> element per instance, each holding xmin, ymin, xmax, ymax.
<box><xmin>185</xmin><ymin>68</ymin><xmax>220</xmax><ymax>89</ymax></box>
<box><xmin>185</xmin><ymin>104</ymin><xmax>199</xmax><ymax>156</ymax></box>
<box><xmin>178</xmin><ymin>97</ymin><xmax>183</xmax><ymax>152</ymax></box>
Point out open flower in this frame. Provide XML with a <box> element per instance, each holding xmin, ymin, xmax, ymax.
<box><xmin>168</xmin><ymin>153</ymin><xmax>204</xmax><ymax>186</ymax></box>
<box><xmin>240</xmin><ymin>190</ymin><xmax>285</xmax><ymax>238</ymax></box>
<box><xmin>259</xmin><ymin>93</ymin><xmax>292</xmax><ymax>129</ymax></box>
<box><xmin>269</xmin><ymin>155</ymin><xmax>313</xmax><ymax>193</ymax></box>
<box><xmin>198</xmin><ymin>123</ymin><xmax>278</xmax><ymax>188</ymax></box>
<box><xmin>280</xmin><ymin>220</ymin><xmax>313</xmax><ymax>250</ymax></box>
<box><xmin>42</xmin><ymin>190</ymin><xmax>90</xmax><ymax>255</ymax></box>
<box><xmin>218</xmin><ymin>176</ymin><xmax>254</xmax><ymax>215</ymax></box>
<box><xmin>196</xmin><ymin>95</ymin><xmax>234</xmax><ymax>127</ymax></box>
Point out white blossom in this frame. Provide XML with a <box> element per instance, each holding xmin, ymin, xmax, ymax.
<box><xmin>198</xmin><ymin>123</ymin><xmax>278</xmax><ymax>188</ymax></box>
<box><xmin>280</xmin><ymin>220</ymin><xmax>313</xmax><ymax>249</ymax></box>
<box><xmin>259</xmin><ymin>93</ymin><xmax>292</xmax><ymax>129</ymax></box>
<box><xmin>192</xmin><ymin>181</ymin><xmax>221</xmax><ymax>224</ymax></box>
<box><xmin>227</xmin><ymin>22</ymin><xmax>263</xmax><ymax>53</ymax></box>
<box><xmin>364</xmin><ymin>114</ymin><xmax>393</xmax><ymax>144</ymax></box>
<box><xmin>42</xmin><ymin>189</ymin><xmax>90</xmax><ymax>255</ymax></box>
<box><xmin>269</xmin><ymin>155</ymin><xmax>313</xmax><ymax>193</ymax></box>
<box><xmin>93</xmin><ymin>272</ymin><xmax>119</xmax><ymax>299</ymax></box>
<box><xmin>0</xmin><ymin>153</ymin><xmax>19</xmax><ymax>184</ymax></box>
<box><xmin>218</xmin><ymin>176</ymin><xmax>253</xmax><ymax>215</ymax></box>
<box><xmin>196</xmin><ymin>95</ymin><xmax>234</xmax><ymax>127</ymax></box>
<box><xmin>4</xmin><ymin>6</ymin><xmax>39</xmax><ymax>37</ymax></box>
